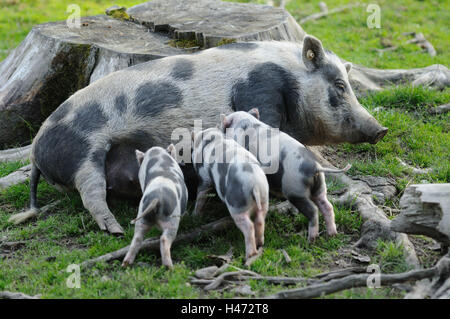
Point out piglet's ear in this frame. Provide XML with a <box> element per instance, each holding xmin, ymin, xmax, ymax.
<box><xmin>221</xmin><ymin>114</ymin><xmax>232</xmax><ymax>130</ymax></box>
<box><xmin>166</xmin><ymin>144</ymin><xmax>176</xmax><ymax>159</ymax></box>
<box><xmin>302</xmin><ymin>35</ymin><xmax>326</xmax><ymax>71</ymax></box>
<box><xmin>135</xmin><ymin>150</ymin><xmax>145</xmax><ymax>166</ymax></box>
<box><xmin>344</xmin><ymin>62</ymin><xmax>352</xmax><ymax>74</ymax></box>
<box><xmin>248</xmin><ymin>108</ymin><xmax>260</xmax><ymax>119</ymax></box>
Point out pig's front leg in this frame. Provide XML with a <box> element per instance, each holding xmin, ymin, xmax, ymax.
<box><xmin>122</xmin><ymin>220</ymin><xmax>151</xmax><ymax>267</ymax></box>
<box><xmin>193</xmin><ymin>183</ymin><xmax>212</xmax><ymax>216</ymax></box>
<box><xmin>313</xmin><ymin>191</ymin><xmax>337</xmax><ymax>236</ymax></box>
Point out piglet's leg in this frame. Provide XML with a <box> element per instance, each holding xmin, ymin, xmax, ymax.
<box><xmin>313</xmin><ymin>191</ymin><xmax>337</xmax><ymax>236</ymax></box>
<box><xmin>231</xmin><ymin>211</ymin><xmax>258</xmax><ymax>260</ymax></box>
<box><xmin>159</xmin><ymin>218</ymin><xmax>180</xmax><ymax>268</ymax></box>
<box><xmin>193</xmin><ymin>184</ymin><xmax>212</xmax><ymax>216</ymax></box>
<box><xmin>288</xmin><ymin>196</ymin><xmax>319</xmax><ymax>242</ymax></box>
<box><xmin>254</xmin><ymin>205</ymin><xmax>268</xmax><ymax>249</ymax></box>
<box><xmin>122</xmin><ymin>220</ymin><xmax>151</xmax><ymax>267</ymax></box>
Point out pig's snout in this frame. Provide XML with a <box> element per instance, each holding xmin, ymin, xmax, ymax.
<box><xmin>370</xmin><ymin>127</ymin><xmax>388</xmax><ymax>144</ymax></box>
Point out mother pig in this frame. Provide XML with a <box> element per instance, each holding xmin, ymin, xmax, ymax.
<box><xmin>10</xmin><ymin>35</ymin><xmax>387</xmax><ymax>235</ymax></box>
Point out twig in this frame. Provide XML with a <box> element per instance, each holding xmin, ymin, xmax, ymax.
<box><xmin>405</xmin><ymin>32</ymin><xmax>436</xmax><ymax>57</ymax></box>
<box><xmin>300</xmin><ymin>3</ymin><xmax>360</xmax><ymax>24</ymax></box>
<box><xmin>281</xmin><ymin>249</ymin><xmax>291</xmax><ymax>264</ymax></box>
<box><xmin>396</xmin><ymin>157</ymin><xmax>432</xmax><ymax>175</ymax></box>
<box><xmin>81</xmin><ymin>217</ymin><xmax>233</xmax><ymax>267</ymax></box>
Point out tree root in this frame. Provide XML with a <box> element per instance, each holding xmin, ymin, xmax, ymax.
<box><xmin>308</xmin><ymin>146</ymin><xmax>420</xmax><ymax>269</ymax></box>
<box><xmin>0</xmin><ymin>291</ymin><xmax>40</xmax><ymax>299</ymax></box>
<box><xmin>0</xmin><ymin>145</ymin><xmax>31</xmax><ymax>163</ymax></box>
<box><xmin>0</xmin><ymin>164</ymin><xmax>32</xmax><ymax>191</ymax></box>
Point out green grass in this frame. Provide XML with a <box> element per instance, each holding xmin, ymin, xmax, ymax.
<box><xmin>1</xmin><ymin>0</ymin><xmax>449</xmax><ymax>299</ymax></box>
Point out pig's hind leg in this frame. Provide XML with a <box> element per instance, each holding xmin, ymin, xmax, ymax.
<box><xmin>231</xmin><ymin>211</ymin><xmax>258</xmax><ymax>260</ymax></box>
<box><xmin>75</xmin><ymin>157</ymin><xmax>124</xmax><ymax>235</ymax></box>
<box><xmin>158</xmin><ymin>217</ymin><xmax>180</xmax><ymax>268</ymax></box>
<box><xmin>123</xmin><ymin>220</ymin><xmax>151</xmax><ymax>267</ymax></box>
<box><xmin>288</xmin><ymin>196</ymin><xmax>319</xmax><ymax>242</ymax></box>
<box><xmin>313</xmin><ymin>191</ymin><xmax>337</xmax><ymax>236</ymax></box>
<box><xmin>254</xmin><ymin>203</ymin><xmax>268</xmax><ymax>249</ymax></box>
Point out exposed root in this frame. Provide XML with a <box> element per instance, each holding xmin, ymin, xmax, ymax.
<box><xmin>0</xmin><ymin>164</ymin><xmax>32</xmax><ymax>191</ymax></box>
<box><xmin>0</xmin><ymin>145</ymin><xmax>31</xmax><ymax>163</ymax></box>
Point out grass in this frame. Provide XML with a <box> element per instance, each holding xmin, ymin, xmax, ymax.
<box><xmin>1</xmin><ymin>0</ymin><xmax>449</xmax><ymax>299</ymax></box>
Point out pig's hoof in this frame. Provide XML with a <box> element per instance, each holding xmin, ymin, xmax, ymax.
<box><xmin>308</xmin><ymin>235</ymin><xmax>318</xmax><ymax>243</ymax></box>
<box><xmin>122</xmin><ymin>261</ymin><xmax>130</xmax><ymax>267</ymax></box>
<box><xmin>327</xmin><ymin>229</ymin><xmax>338</xmax><ymax>237</ymax></box>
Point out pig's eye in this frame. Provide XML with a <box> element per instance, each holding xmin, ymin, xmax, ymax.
<box><xmin>335</xmin><ymin>81</ymin><xmax>346</xmax><ymax>93</ymax></box>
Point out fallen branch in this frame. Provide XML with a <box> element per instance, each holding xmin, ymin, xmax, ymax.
<box><xmin>0</xmin><ymin>291</ymin><xmax>40</xmax><ymax>299</ymax></box>
<box><xmin>81</xmin><ymin>217</ymin><xmax>233</xmax><ymax>267</ymax></box>
<box><xmin>300</xmin><ymin>3</ymin><xmax>360</xmax><ymax>24</ymax></box>
<box><xmin>313</xmin><ymin>266</ymin><xmax>366</xmax><ymax>283</ymax></box>
<box><xmin>0</xmin><ymin>164</ymin><xmax>32</xmax><ymax>191</ymax></box>
<box><xmin>0</xmin><ymin>145</ymin><xmax>31</xmax><ymax>163</ymax></box>
<box><xmin>268</xmin><ymin>266</ymin><xmax>438</xmax><ymax>299</ymax></box>
<box><xmin>204</xmin><ymin>270</ymin><xmax>258</xmax><ymax>291</ymax></box>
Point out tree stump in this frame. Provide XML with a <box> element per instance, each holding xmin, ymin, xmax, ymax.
<box><xmin>127</xmin><ymin>0</ymin><xmax>305</xmax><ymax>47</ymax></box>
<box><xmin>391</xmin><ymin>184</ymin><xmax>450</xmax><ymax>247</ymax></box>
<box><xmin>0</xmin><ymin>0</ymin><xmax>449</xmax><ymax>148</ymax></box>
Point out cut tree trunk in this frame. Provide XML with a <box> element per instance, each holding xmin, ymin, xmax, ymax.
<box><xmin>391</xmin><ymin>184</ymin><xmax>450</xmax><ymax>247</ymax></box>
<box><xmin>0</xmin><ymin>15</ymin><xmax>185</xmax><ymax>148</ymax></box>
<box><xmin>0</xmin><ymin>0</ymin><xmax>449</xmax><ymax>148</ymax></box>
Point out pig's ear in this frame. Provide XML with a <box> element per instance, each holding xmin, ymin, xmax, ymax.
<box><xmin>166</xmin><ymin>144</ymin><xmax>176</xmax><ymax>158</ymax></box>
<box><xmin>344</xmin><ymin>62</ymin><xmax>352</xmax><ymax>74</ymax></box>
<box><xmin>135</xmin><ymin>150</ymin><xmax>145</xmax><ymax>166</ymax></box>
<box><xmin>302</xmin><ymin>35</ymin><xmax>326</xmax><ymax>70</ymax></box>
<box><xmin>248</xmin><ymin>108</ymin><xmax>260</xmax><ymax>119</ymax></box>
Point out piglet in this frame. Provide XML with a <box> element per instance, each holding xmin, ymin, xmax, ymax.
<box><xmin>191</xmin><ymin>128</ymin><xmax>269</xmax><ymax>261</ymax></box>
<box><xmin>221</xmin><ymin>109</ymin><xmax>351</xmax><ymax>242</ymax></box>
<box><xmin>122</xmin><ymin>145</ymin><xmax>188</xmax><ymax>268</ymax></box>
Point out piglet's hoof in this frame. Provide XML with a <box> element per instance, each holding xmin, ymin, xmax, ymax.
<box><xmin>244</xmin><ymin>247</ymin><xmax>263</xmax><ymax>267</ymax></box>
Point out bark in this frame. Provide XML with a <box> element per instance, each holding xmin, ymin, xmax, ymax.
<box><xmin>391</xmin><ymin>184</ymin><xmax>450</xmax><ymax>247</ymax></box>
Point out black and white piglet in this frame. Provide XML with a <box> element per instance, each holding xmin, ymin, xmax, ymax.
<box><xmin>192</xmin><ymin>128</ymin><xmax>269</xmax><ymax>260</ymax></box>
<box><xmin>122</xmin><ymin>145</ymin><xmax>188</xmax><ymax>268</ymax></box>
<box><xmin>221</xmin><ymin>109</ymin><xmax>350</xmax><ymax>242</ymax></box>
